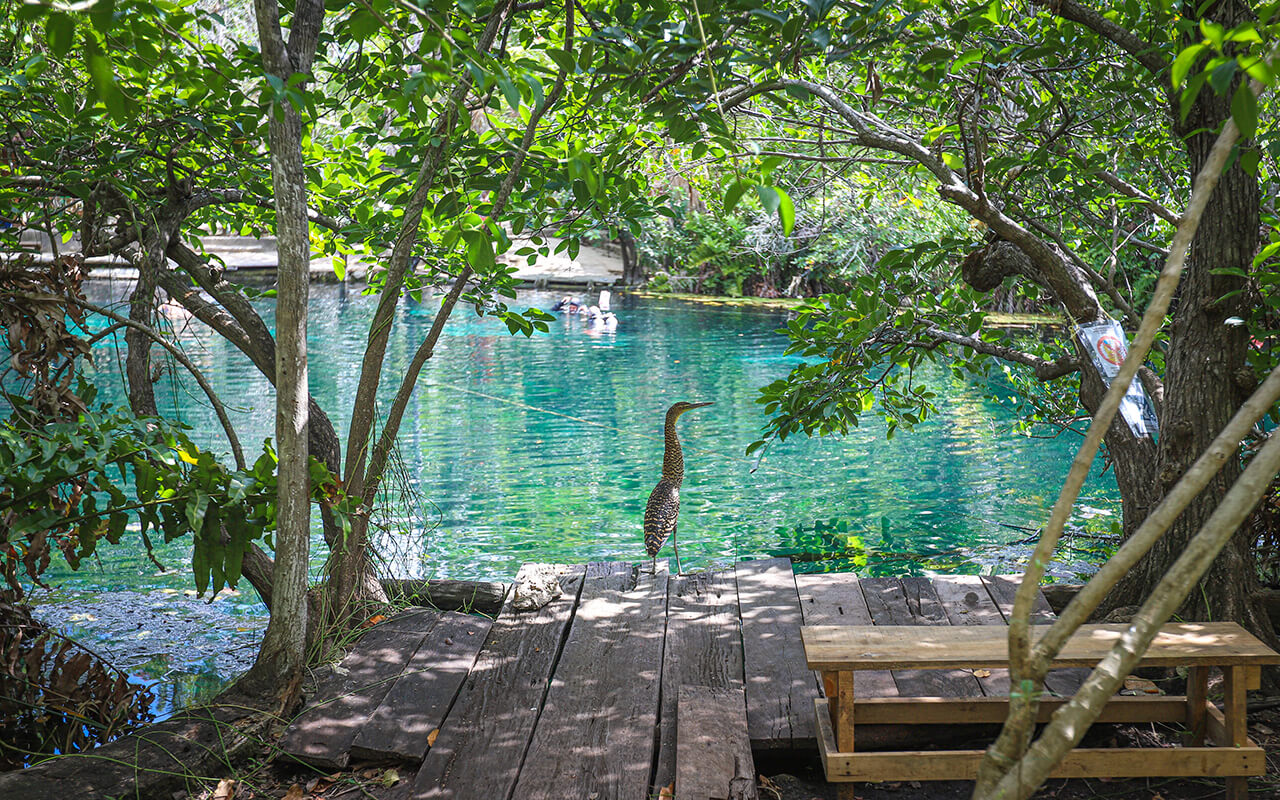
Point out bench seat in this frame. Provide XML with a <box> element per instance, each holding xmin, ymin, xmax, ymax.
<box><xmin>802</xmin><ymin>622</ymin><xmax>1280</xmax><ymax>671</ymax></box>
<box><xmin>802</xmin><ymin>621</ymin><xmax>1279</xmax><ymax>800</ymax></box>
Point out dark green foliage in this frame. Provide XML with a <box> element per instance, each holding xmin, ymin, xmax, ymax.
<box><xmin>0</xmin><ymin>590</ymin><xmax>155</xmax><ymax>768</ymax></box>
<box><xmin>0</xmin><ymin>396</ymin><xmax>346</xmax><ymax>599</ymax></box>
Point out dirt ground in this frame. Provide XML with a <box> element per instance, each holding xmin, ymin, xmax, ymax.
<box><xmin>181</xmin><ymin>702</ymin><xmax>1280</xmax><ymax>800</ymax></box>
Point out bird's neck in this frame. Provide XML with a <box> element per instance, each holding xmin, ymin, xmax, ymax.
<box><xmin>662</xmin><ymin>414</ymin><xmax>684</xmax><ymax>483</ymax></box>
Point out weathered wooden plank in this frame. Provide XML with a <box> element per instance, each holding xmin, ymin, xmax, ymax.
<box><xmin>930</xmin><ymin>575</ymin><xmax>1012</xmax><ymax>697</ymax></box>
<box><xmin>350</xmin><ymin>610</ymin><xmax>493</xmax><ymax>762</ymax></box>
<box><xmin>736</xmin><ymin>557</ymin><xmax>819</xmax><ymax>749</ymax></box>
<box><xmin>794</xmin><ymin>573</ymin><xmax>897</xmax><ymax>698</ymax></box>
<box><xmin>978</xmin><ymin>574</ymin><xmax>1056</xmax><ymax>623</ymax></box>
<box><xmin>980</xmin><ymin>575</ymin><xmax>1091</xmax><ymax>696</ymax></box>
<box><xmin>802</xmin><ymin>622</ymin><xmax>1280</xmax><ymax>669</ymax></box>
<box><xmin>510</xmin><ymin>562</ymin><xmax>669</xmax><ymax>800</ymax></box>
<box><xmin>858</xmin><ymin>577</ymin><xmax>982</xmax><ymax>698</ymax></box>
<box><xmin>279</xmin><ymin>608</ymin><xmax>443</xmax><ymax>769</ymax></box>
<box><xmin>675</xmin><ymin>686</ymin><xmax>756</xmax><ymax>800</ymax></box>
<box><xmin>653</xmin><ymin>570</ymin><xmax>744</xmax><ymax>795</ymax></box>
<box><xmin>411</xmin><ymin>564</ymin><xmax>584</xmax><ymax>800</ymax></box>
<box><xmin>847</xmin><ymin>695</ymin><xmax>1188</xmax><ymax>725</ymax></box>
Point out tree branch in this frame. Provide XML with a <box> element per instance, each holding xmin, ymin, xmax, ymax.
<box><xmin>1030</xmin><ymin>0</ymin><xmax>1167</xmax><ymax>75</ymax></box>
<box><xmin>342</xmin><ymin>0</ymin><xmax>517</xmax><ymax>493</ymax></box>
<box><xmin>729</xmin><ymin>77</ymin><xmax>1107</xmax><ymax>324</ymax></box>
<box><xmin>1092</xmin><ymin>167</ymin><xmax>1181</xmax><ymax>226</ymax></box>
<box><xmin>360</xmin><ymin>0</ymin><xmax>574</xmax><ymax>505</ymax></box>
<box><xmin>1021</xmin><ymin>215</ymin><xmax>1139</xmax><ymax>322</ymax></box>
<box><xmin>66</xmin><ymin>297</ymin><xmax>245</xmax><ymax>470</ymax></box>
<box><xmin>919</xmin><ymin>324</ymin><xmax>1080</xmax><ymax>380</ymax></box>
<box><xmin>164</xmin><ymin>243</ymin><xmax>344</xmax><ymax>480</ymax></box>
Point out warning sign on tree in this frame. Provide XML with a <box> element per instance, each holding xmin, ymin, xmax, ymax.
<box><xmin>1076</xmin><ymin>320</ymin><xmax>1160</xmax><ymax>439</ymax></box>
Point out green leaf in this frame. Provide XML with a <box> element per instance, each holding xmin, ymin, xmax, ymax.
<box><xmin>186</xmin><ymin>490</ymin><xmax>210</xmax><ymax>530</ymax></box>
<box><xmin>1241</xmin><ymin>55</ymin><xmax>1275</xmax><ymax>86</ymax></box>
<box><xmin>1241</xmin><ymin>147</ymin><xmax>1261</xmax><ymax>175</ymax></box>
<box><xmin>1179</xmin><ymin>72</ymin><xmax>1208</xmax><ymax>121</ymax></box>
<box><xmin>1171</xmin><ymin>43</ymin><xmax>1206</xmax><ymax>89</ymax></box>
<box><xmin>724</xmin><ymin>179</ymin><xmax>751</xmax><ymax>213</ymax></box>
<box><xmin>950</xmin><ymin>49</ymin><xmax>983</xmax><ymax>74</ymax></box>
<box><xmin>756</xmin><ymin>184</ymin><xmax>781</xmax><ymax>215</ymax></box>
<box><xmin>84</xmin><ymin>34</ymin><xmax>125</xmax><ymax>122</ymax></box>
<box><xmin>1231</xmin><ymin>82</ymin><xmax>1257</xmax><ymax>138</ymax></box>
<box><xmin>547</xmin><ymin>49</ymin><xmax>576</xmax><ymax>74</ymax></box>
<box><xmin>1200</xmin><ymin>19</ymin><xmax>1225</xmax><ymax>50</ymax></box>
<box><xmin>46</xmin><ymin>14</ymin><xmax>75</xmax><ymax>59</ymax></box>
<box><xmin>776</xmin><ymin>186</ymin><xmax>795</xmax><ymax>235</ymax></box>
<box><xmin>497</xmin><ymin>71</ymin><xmax>521</xmax><ymax>110</ymax></box>
<box><xmin>464</xmin><ymin>229</ymin><xmax>495</xmax><ymax>270</ymax></box>
<box><xmin>1208</xmin><ymin>58</ymin><xmax>1238</xmax><ymax>95</ymax></box>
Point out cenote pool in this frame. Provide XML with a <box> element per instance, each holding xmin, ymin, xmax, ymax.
<box><xmin>25</xmin><ymin>283</ymin><xmax>1119</xmax><ymax>712</ymax></box>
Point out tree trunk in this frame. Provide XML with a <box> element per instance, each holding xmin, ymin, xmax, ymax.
<box><xmin>123</xmin><ymin>234</ymin><xmax>165</xmax><ymax>417</ymax></box>
<box><xmin>241</xmin><ymin>0</ymin><xmax>324</xmax><ymax>696</ymax></box>
<box><xmin>620</xmin><ymin>230</ymin><xmax>643</xmax><ymax>285</ymax></box>
<box><xmin>1103</xmin><ymin>0</ymin><xmax>1271</xmax><ymax>643</ymax></box>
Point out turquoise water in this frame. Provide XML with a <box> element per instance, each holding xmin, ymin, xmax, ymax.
<box><xmin>48</xmin><ymin>283</ymin><xmax>1119</xmax><ymax>592</ymax></box>
<box><xmin>16</xmin><ymin>284</ymin><xmax>1121</xmax><ymax>711</ymax></box>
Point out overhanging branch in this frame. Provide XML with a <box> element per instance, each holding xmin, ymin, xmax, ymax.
<box><xmin>920</xmin><ymin>323</ymin><xmax>1081</xmax><ymax>380</ymax></box>
<box><xmin>1031</xmin><ymin>0</ymin><xmax>1168</xmax><ymax>75</ymax></box>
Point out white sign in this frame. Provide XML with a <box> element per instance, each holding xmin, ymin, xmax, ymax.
<box><xmin>1076</xmin><ymin>320</ymin><xmax>1159</xmax><ymax>439</ymax></box>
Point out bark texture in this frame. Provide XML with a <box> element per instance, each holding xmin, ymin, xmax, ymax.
<box><xmin>1102</xmin><ymin>0</ymin><xmax>1268</xmax><ymax>637</ymax></box>
<box><xmin>242</xmin><ymin>0</ymin><xmax>325</xmax><ymax>693</ymax></box>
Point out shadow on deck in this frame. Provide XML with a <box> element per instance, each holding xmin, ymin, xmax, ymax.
<box><xmin>276</xmin><ymin>559</ymin><xmax>1076</xmax><ymax>800</ymax></box>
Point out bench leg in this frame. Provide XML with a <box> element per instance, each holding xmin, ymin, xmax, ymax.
<box><xmin>1224</xmin><ymin>666</ymin><xmax>1248</xmax><ymax>800</ymax></box>
<box><xmin>834</xmin><ymin>671</ymin><xmax>855</xmax><ymax>800</ymax></box>
<box><xmin>1186</xmin><ymin>666</ymin><xmax>1207</xmax><ymax>746</ymax></box>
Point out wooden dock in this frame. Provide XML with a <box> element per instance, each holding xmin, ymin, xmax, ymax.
<box><xmin>278</xmin><ymin>560</ymin><xmax>1080</xmax><ymax>800</ymax></box>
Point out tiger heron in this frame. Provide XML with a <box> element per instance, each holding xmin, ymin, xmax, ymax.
<box><xmin>644</xmin><ymin>400</ymin><xmax>713</xmax><ymax>574</ymax></box>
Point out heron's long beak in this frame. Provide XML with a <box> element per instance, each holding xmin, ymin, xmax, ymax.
<box><xmin>688</xmin><ymin>401</ymin><xmax>714</xmax><ymax>409</ymax></box>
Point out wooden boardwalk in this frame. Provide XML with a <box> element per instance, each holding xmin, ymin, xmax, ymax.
<box><xmin>279</xmin><ymin>560</ymin><xmax>1079</xmax><ymax>800</ymax></box>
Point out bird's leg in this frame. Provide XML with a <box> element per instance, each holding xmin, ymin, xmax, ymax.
<box><xmin>649</xmin><ymin>555</ymin><xmax>656</xmax><ymax>575</ymax></box>
<box><xmin>673</xmin><ymin>528</ymin><xmax>682</xmax><ymax>576</ymax></box>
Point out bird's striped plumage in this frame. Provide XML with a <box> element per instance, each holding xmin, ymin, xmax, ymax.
<box><xmin>644</xmin><ymin>401</ymin><xmax>711</xmax><ymax>573</ymax></box>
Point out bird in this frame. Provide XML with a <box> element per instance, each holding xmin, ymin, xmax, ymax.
<box><xmin>644</xmin><ymin>400</ymin><xmax>713</xmax><ymax>575</ymax></box>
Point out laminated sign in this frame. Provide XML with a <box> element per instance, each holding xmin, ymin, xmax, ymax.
<box><xmin>1076</xmin><ymin>320</ymin><xmax>1160</xmax><ymax>439</ymax></box>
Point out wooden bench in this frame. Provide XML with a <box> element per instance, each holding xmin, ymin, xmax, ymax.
<box><xmin>801</xmin><ymin>622</ymin><xmax>1280</xmax><ymax>799</ymax></box>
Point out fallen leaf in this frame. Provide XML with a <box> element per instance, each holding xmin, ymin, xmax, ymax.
<box><xmin>427</xmin><ymin>728</ymin><xmax>439</xmax><ymax>747</ymax></box>
<box><xmin>974</xmin><ymin>669</ymin><xmax>992</xmax><ymax>678</ymax></box>
<box><xmin>282</xmin><ymin>784</ymin><xmax>304</xmax><ymax>800</ymax></box>
<box><xmin>212</xmin><ymin>778</ymin><xmax>236</xmax><ymax>800</ymax></box>
<box><xmin>311</xmin><ymin>775</ymin><xmax>336</xmax><ymax>793</ymax></box>
<box><xmin>379</xmin><ymin>769</ymin><xmax>400</xmax><ymax>788</ymax></box>
<box><xmin>1122</xmin><ymin>676</ymin><xmax>1162</xmax><ymax>695</ymax></box>
<box><xmin>658</xmin><ymin>782</ymin><xmax>674</xmax><ymax>798</ymax></box>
